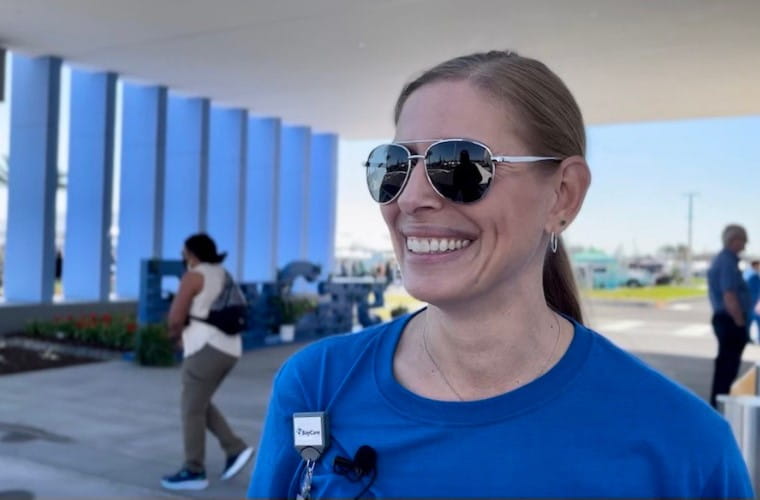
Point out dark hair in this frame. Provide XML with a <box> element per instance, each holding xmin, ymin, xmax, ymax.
<box><xmin>184</xmin><ymin>233</ymin><xmax>227</xmax><ymax>264</ymax></box>
<box><xmin>394</xmin><ymin>50</ymin><xmax>584</xmax><ymax>323</ymax></box>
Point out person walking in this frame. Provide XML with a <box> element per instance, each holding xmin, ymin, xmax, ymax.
<box><xmin>161</xmin><ymin>233</ymin><xmax>254</xmax><ymax>490</ymax></box>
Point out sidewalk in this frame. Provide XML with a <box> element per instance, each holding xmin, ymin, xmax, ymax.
<box><xmin>0</xmin><ymin>342</ymin><xmax>302</xmax><ymax>499</ymax></box>
<box><xmin>0</xmin><ymin>330</ymin><xmax>753</xmax><ymax>498</ymax></box>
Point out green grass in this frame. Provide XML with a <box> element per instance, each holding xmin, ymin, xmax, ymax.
<box><xmin>585</xmin><ymin>283</ymin><xmax>707</xmax><ymax>302</ymax></box>
<box><xmin>373</xmin><ymin>282</ymin><xmax>707</xmax><ymax>319</ymax></box>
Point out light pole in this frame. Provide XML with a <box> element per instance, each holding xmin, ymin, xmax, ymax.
<box><xmin>684</xmin><ymin>192</ymin><xmax>699</xmax><ymax>285</ymax></box>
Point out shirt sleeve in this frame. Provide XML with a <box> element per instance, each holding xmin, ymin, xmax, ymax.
<box><xmin>247</xmin><ymin>359</ymin><xmax>307</xmax><ymax>499</ymax></box>
<box><xmin>700</xmin><ymin>421</ymin><xmax>755</xmax><ymax>499</ymax></box>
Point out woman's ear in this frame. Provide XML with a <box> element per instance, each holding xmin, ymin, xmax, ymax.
<box><xmin>546</xmin><ymin>155</ymin><xmax>591</xmax><ymax>232</ymax></box>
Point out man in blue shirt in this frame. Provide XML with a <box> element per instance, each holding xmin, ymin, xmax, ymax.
<box><xmin>707</xmin><ymin>224</ymin><xmax>751</xmax><ymax>408</ymax></box>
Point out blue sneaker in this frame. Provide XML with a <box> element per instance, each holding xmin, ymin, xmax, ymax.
<box><xmin>161</xmin><ymin>467</ymin><xmax>209</xmax><ymax>490</ymax></box>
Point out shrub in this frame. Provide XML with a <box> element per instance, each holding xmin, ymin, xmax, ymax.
<box><xmin>24</xmin><ymin>314</ymin><xmax>137</xmax><ymax>351</ymax></box>
<box><xmin>390</xmin><ymin>306</ymin><xmax>410</xmax><ymax>318</ymax></box>
<box><xmin>274</xmin><ymin>296</ymin><xmax>317</xmax><ymax>325</ymax></box>
<box><xmin>134</xmin><ymin>324</ymin><xmax>176</xmax><ymax>367</ymax></box>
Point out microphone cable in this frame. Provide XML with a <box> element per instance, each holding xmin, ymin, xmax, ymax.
<box><xmin>353</xmin><ymin>466</ymin><xmax>377</xmax><ymax>500</ymax></box>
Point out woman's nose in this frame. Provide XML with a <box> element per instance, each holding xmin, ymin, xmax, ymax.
<box><xmin>395</xmin><ymin>159</ymin><xmax>443</xmax><ymax>214</ymax></box>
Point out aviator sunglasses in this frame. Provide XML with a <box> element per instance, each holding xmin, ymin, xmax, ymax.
<box><xmin>364</xmin><ymin>138</ymin><xmax>561</xmax><ymax>204</ymax></box>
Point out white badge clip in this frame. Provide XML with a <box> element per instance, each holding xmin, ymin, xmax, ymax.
<box><xmin>293</xmin><ymin>411</ymin><xmax>329</xmax><ymax>461</ymax></box>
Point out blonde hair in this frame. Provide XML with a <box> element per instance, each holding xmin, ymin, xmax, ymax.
<box><xmin>394</xmin><ymin>50</ymin><xmax>586</xmax><ymax>323</ymax></box>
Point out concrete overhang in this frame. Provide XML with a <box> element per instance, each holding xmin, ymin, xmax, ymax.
<box><xmin>1</xmin><ymin>0</ymin><xmax>758</xmax><ymax>138</ymax></box>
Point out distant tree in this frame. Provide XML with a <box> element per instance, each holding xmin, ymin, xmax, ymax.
<box><xmin>658</xmin><ymin>244</ymin><xmax>677</xmax><ymax>258</ymax></box>
<box><xmin>675</xmin><ymin>244</ymin><xmax>689</xmax><ymax>260</ymax></box>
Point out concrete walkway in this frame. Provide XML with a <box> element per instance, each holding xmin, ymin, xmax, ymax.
<box><xmin>0</xmin><ymin>326</ymin><xmax>754</xmax><ymax>498</ymax></box>
<box><xmin>0</xmin><ymin>342</ymin><xmax>302</xmax><ymax>499</ymax></box>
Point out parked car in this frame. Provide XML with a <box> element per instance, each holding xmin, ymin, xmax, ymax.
<box><xmin>621</xmin><ymin>268</ymin><xmax>655</xmax><ymax>288</ymax></box>
<box><xmin>627</xmin><ymin>259</ymin><xmax>671</xmax><ymax>286</ymax></box>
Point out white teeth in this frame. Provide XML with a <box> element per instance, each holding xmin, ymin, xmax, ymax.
<box><xmin>405</xmin><ymin>237</ymin><xmax>472</xmax><ymax>254</ymax></box>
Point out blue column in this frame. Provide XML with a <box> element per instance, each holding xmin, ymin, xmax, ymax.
<box><xmin>162</xmin><ymin>95</ymin><xmax>209</xmax><ymax>258</ymax></box>
<box><xmin>277</xmin><ymin>125</ymin><xmax>311</xmax><ymax>268</ymax></box>
<box><xmin>242</xmin><ymin>117</ymin><xmax>280</xmax><ymax>282</ymax></box>
<box><xmin>63</xmin><ymin>69</ymin><xmax>116</xmax><ymax>301</ymax></box>
<box><xmin>4</xmin><ymin>55</ymin><xmax>61</xmax><ymax>303</ymax></box>
<box><xmin>116</xmin><ymin>84</ymin><xmax>167</xmax><ymax>298</ymax></box>
<box><xmin>207</xmin><ymin>107</ymin><xmax>246</xmax><ymax>278</ymax></box>
<box><xmin>307</xmin><ymin>133</ymin><xmax>339</xmax><ymax>276</ymax></box>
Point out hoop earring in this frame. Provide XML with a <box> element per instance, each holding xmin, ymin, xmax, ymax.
<box><xmin>550</xmin><ymin>232</ymin><xmax>559</xmax><ymax>253</ymax></box>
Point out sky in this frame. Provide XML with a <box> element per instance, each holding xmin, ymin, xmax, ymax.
<box><xmin>336</xmin><ymin>116</ymin><xmax>760</xmax><ymax>258</ymax></box>
<box><xmin>1</xmin><ymin>55</ymin><xmax>759</xmax><ymax>259</ymax></box>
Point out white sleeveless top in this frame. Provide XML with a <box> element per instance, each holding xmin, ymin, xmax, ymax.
<box><xmin>182</xmin><ymin>263</ymin><xmax>242</xmax><ymax>359</ymax></box>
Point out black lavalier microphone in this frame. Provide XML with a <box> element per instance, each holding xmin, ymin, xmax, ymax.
<box><xmin>333</xmin><ymin>445</ymin><xmax>377</xmax><ymax>479</ymax></box>
<box><xmin>352</xmin><ymin>445</ymin><xmax>377</xmax><ymax>477</ymax></box>
<box><xmin>333</xmin><ymin>445</ymin><xmax>378</xmax><ymax>498</ymax></box>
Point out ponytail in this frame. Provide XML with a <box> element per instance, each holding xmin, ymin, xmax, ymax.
<box><xmin>543</xmin><ymin>238</ymin><xmax>584</xmax><ymax>324</ymax></box>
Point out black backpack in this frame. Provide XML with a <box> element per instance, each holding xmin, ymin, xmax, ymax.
<box><xmin>191</xmin><ymin>272</ymin><xmax>248</xmax><ymax>335</ymax></box>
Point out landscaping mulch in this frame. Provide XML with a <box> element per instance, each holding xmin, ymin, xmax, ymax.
<box><xmin>0</xmin><ymin>344</ymin><xmax>101</xmax><ymax>375</ymax></box>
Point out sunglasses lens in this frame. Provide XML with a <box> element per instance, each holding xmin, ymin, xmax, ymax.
<box><xmin>365</xmin><ymin>144</ymin><xmax>409</xmax><ymax>203</ymax></box>
<box><xmin>427</xmin><ymin>141</ymin><xmax>493</xmax><ymax>203</ymax></box>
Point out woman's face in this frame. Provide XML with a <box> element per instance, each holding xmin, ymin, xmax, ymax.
<box><xmin>381</xmin><ymin>80</ymin><xmax>558</xmax><ymax>306</ymax></box>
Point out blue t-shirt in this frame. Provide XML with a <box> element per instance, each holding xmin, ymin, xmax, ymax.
<box><xmin>708</xmin><ymin>249</ymin><xmax>752</xmax><ymax>319</ymax></box>
<box><xmin>248</xmin><ymin>314</ymin><xmax>753</xmax><ymax>498</ymax></box>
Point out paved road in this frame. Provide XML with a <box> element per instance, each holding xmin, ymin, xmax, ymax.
<box><xmin>586</xmin><ymin>297</ymin><xmax>760</xmax><ymax>362</ymax></box>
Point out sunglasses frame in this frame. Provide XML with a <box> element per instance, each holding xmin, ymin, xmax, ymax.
<box><xmin>365</xmin><ymin>138</ymin><xmax>562</xmax><ymax>205</ymax></box>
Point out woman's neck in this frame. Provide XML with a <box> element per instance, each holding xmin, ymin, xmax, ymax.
<box><xmin>396</xmin><ymin>281</ymin><xmax>572</xmax><ymax>401</ymax></box>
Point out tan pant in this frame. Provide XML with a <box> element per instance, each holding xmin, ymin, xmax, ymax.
<box><xmin>181</xmin><ymin>344</ymin><xmax>247</xmax><ymax>472</ymax></box>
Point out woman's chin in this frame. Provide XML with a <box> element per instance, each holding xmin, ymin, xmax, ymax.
<box><xmin>402</xmin><ymin>276</ymin><xmax>468</xmax><ymax>307</ymax></box>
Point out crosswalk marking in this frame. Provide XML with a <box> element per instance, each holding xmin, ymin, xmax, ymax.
<box><xmin>597</xmin><ymin>320</ymin><xmax>645</xmax><ymax>332</ymax></box>
<box><xmin>669</xmin><ymin>303</ymin><xmax>693</xmax><ymax>311</ymax></box>
<box><xmin>594</xmin><ymin>320</ymin><xmax>713</xmax><ymax>338</ymax></box>
<box><xmin>673</xmin><ymin>324</ymin><xmax>713</xmax><ymax>337</ymax></box>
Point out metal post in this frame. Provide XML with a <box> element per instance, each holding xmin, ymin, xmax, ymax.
<box><xmin>684</xmin><ymin>192</ymin><xmax>698</xmax><ymax>285</ymax></box>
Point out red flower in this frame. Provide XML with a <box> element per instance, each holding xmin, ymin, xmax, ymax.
<box><xmin>126</xmin><ymin>323</ymin><xmax>137</xmax><ymax>333</ymax></box>
<box><xmin>101</xmin><ymin>313</ymin><xmax>112</xmax><ymax>324</ymax></box>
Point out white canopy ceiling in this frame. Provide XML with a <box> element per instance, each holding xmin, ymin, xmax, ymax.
<box><xmin>1</xmin><ymin>0</ymin><xmax>758</xmax><ymax>138</ymax></box>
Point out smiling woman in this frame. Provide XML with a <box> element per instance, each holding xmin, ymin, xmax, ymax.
<box><xmin>248</xmin><ymin>50</ymin><xmax>753</xmax><ymax>499</ymax></box>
